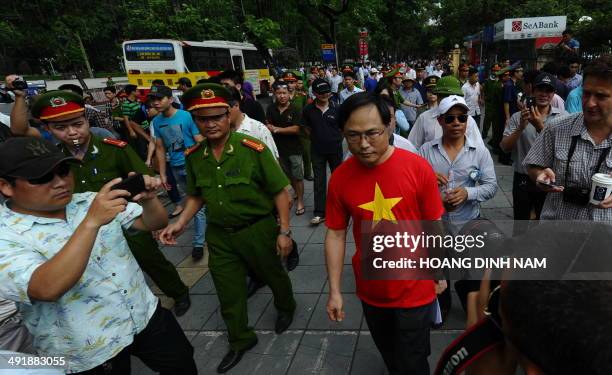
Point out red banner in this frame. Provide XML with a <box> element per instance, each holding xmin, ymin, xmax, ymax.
<box><xmin>359</xmin><ymin>39</ymin><xmax>368</xmax><ymax>56</ymax></box>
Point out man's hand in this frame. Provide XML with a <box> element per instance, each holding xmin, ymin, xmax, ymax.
<box><xmin>276</xmin><ymin>234</ymin><xmax>293</xmax><ymax>258</ymax></box>
<box><xmin>518</xmin><ymin>108</ymin><xmax>530</xmax><ymax>130</ymax></box>
<box><xmin>84</xmin><ymin>178</ymin><xmax>130</xmax><ymax>228</ymax></box>
<box><xmin>527</xmin><ymin>106</ymin><xmax>545</xmax><ymax>131</ymax></box>
<box><xmin>435</xmin><ymin>280</ymin><xmax>448</xmax><ymax>295</ymax></box>
<box><xmin>326</xmin><ymin>292</ymin><xmax>345</xmax><ymax>322</ymax></box>
<box><xmin>159</xmin><ymin>222</ymin><xmax>186</xmax><ymax>245</ymax></box>
<box><xmin>160</xmin><ymin>173</ymin><xmax>172</xmax><ymax>191</ymax></box>
<box><xmin>446</xmin><ymin>187</ymin><xmax>468</xmax><ymax>206</ymax></box>
<box><xmin>436</xmin><ymin>172</ymin><xmax>449</xmax><ymax>187</ymax></box>
<box><xmin>131</xmin><ymin>173</ymin><xmax>162</xmax><ymax>202</ymax></box>
<box><xmin>535</xmin><ymin>168</ymin><xmax>564</xmax><ymax>192</ymax></box>
<box><xmin>4</xmin><ymin>75</ymin><xmax>26</xmax><ymax>97</ymax></box>
<box><xmin>266</xmin><ymin>124</ymin><xmax>276</xmax><ymax>133</ymax></box>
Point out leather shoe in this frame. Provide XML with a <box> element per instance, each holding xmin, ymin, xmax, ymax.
<box><xmin>217</xmin><ymin>339</ymin><xmax>258</xmax><ymax>373</ymax></box>
<box><xmin>192</xmin><ymin>246</ymin><xmax>204</xmax><ymax>260</ymax></box>
<box><xmin>246</xmin><ymin>278</ymin><xmax>266</xmax><ymax>298</ymax></box>
<box><xmin>286</xmin><ymin>240</ymin><xmax>299</xmax><ymax>271</ymax></box>
<box><xmin>275</xmin><ymin>311</ymin><xmax>294</xmax><ymax>334</ymax></box>
<box><xmin>173</xmin><ymin>294</ymin><xmax>191</xmax><ymax>317</ymax></box>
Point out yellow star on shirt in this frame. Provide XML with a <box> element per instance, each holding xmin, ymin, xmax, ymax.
<box><xmin>358</xmin><ymin>183</ymin><xmax>403</xmax><ymax>224</ymax></box>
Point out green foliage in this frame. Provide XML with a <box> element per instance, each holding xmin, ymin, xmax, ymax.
<box><xmin>244</xmin><ymin>15</ymin><xmax>283</xmax><ymax>49</ymax></box>
<box><xmin>0</xmin><ymin>0</ymin><xmax>608</xmax><ymax>74</ymax></box>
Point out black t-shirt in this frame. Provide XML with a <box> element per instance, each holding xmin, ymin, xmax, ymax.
<box><xmin>240</xmin><ymin>97</ymin><xmax>266</xmax><ymax>124</ymax></box>
<box><xmin>302</xmin><ymin>101</ymin><xmax>342</xmax><ymax>154</ymax></box>
<box><xmin>266</xmin><ymin>103</ymin><xmax>303</xmax><ymax>157</ymax></box>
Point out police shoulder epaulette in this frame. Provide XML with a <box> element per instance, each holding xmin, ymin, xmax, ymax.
<box><xmin>184</xmin><ymin>143</ymin><xmax>202</xmax><ymax>156</ymax></box>
<box><xmin>241</xmin><ymin>138</ymin><xmax>265</xmax><ymax>153</ymax></box>
<box><xmin>103</xmin><ymin>138</ymin><xmax>127</xmax><ymax>148</ymax></box>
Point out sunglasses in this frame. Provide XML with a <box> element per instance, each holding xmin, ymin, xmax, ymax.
<box><xmin>444</xmin><ymin>114</ymin><xmax>468</xmax><ymax>124</ymax></box>
<box><xmin>27</xmin><ymin>162</ymin><xmax>71</xmax><ymax>185</ymax></box>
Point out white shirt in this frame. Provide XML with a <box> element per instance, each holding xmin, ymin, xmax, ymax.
<box><xmin>339</xmin><ymin>86</ymin><xmax>364</xmax><ymax>104</ymax></box>
<box><xmin>408</xmin><ymin>108</ymin><xmax>484</xmax><ymax>150</ymax></box>
<box><xmin>328</xmin><ymin>75</ymin><xmax>343</xmax><ymax>94</ymax></box>
<box><xmin>551</xmin><ymin>94</ymin><xmax>566</xmax><ymax>110</ymax></box>
<box><xmin>461</xmin><ymin>81</ymin><xmax>481</xmax><ymax>116</ymax></box>
<box><xmin>0</xmin><ymin>113</ymin><xmax>10</xmax><ymax>127</ymax></box>
<box><xmin>433</xmin><ymin>69</ymin><xmax>444</xmax><ymax>78</ymax></box>
<box><xmin>235</xmin><ymin>114</ymin><xmax>279</xmax><ymax>159</ymax></box>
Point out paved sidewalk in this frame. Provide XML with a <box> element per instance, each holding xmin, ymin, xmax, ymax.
<box><xmin>135</xmin><ymin>162</ymin><xmax>514</xmax><ymax>374</ymax></box>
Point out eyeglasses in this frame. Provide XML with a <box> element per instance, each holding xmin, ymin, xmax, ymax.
<box><xmin>192</xmin><ymin>112</ymin><xmax>229</xmax><ymax>123</ymax></box>
<box><xmin>344</xmin><ymin>128</ymin><xmax>386</xmax><ymax>144</ymax></box>
<box><xmin>444</xmin><ymin>114</ymin><xmax>468</xmax><ymax>124</ymax></box>
<box><xmin>27</xmin><ymin>162</ymin><xmax>71</xmax><ymax>185</ymax></box>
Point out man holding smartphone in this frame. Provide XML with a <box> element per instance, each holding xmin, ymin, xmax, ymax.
<box><xmin>0</xmin><ymin>137</ymin><xmax>196</xmax><ymax>374</ymax></box>
<box><xmin>7</xmin><ymin>88</ymin><xmax>192</xmax><ymax>317</ymax></box>
<box><xmin>500</xmin><ymin>72</ymin><xmax>567</xmax><ymax>229</ymax></box>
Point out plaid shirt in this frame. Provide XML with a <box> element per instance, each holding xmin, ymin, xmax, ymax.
<box><xmin>523</xmin><ymin>113</ymin><xmax>612</xmax><ymax>221</ymax></box>
<box><xmin>85</xmin><ymin>105</ymin><xmax>113</xmax><ymax>132</ymax></box>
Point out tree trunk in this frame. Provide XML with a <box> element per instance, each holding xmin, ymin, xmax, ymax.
<box><xmin>75</xmin><ymin>32</ymin><xmax>94</xmax><ymax>79</ymax></box>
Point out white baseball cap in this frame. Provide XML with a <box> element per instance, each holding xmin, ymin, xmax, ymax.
<box><xmin>370</xmin><ymin>68</ymin><xmax>378</xmax><ymax>73</ymax></box>
<box><xmin>436</xmin><ymin>95</ymin><xmax>469</xmax><ymax>116</ymax></box>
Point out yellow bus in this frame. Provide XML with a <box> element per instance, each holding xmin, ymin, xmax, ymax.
<box><xmin>122</xmin><ymin>39</ymin><xmax>271</xmax><ymax>95</ymax></box>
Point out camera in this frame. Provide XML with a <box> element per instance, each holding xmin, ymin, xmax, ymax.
<box><xmin>11</xmin><ymin>77</ymin><xmax>28</xmax><ymax>91</ymax></box>
<box><xmin>563</xmin><ymin>186</ymin><xmax>590</xmax><ymax>206</ymax></box>
<box><xmin>525</xmin><ymin>96</ymin><xmax>535</xmax><ymax>108</ymax></box>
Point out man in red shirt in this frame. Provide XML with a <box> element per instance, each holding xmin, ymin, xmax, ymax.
<box><xmin>325</xmin><ymin>92</ymin><xmax>447</xmax><ymax>375</ymax></box>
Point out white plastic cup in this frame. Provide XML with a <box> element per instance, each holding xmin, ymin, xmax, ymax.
<box><xmin>590</xmin><ymin>173</ymin><xmax>612</xmax><ymax>205</ymax></box>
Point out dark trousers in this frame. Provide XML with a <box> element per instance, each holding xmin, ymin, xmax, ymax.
<box><xmin>76</xmin><ymin>303</ymin><xmax>197</xmax><ymax>374</ymax></box>
<box><xmin>362</xmin><ymin>301</ymin><xmax>433</xmax><ymax>375</ymax></box>
<box><xmin>165</xmin><ymin>162</ymin><xmax>181</xmax><ymax>204</ymax></box>
<box><xmin>512</xmin><ymin>172</ymin><xmax>547</xmax><ymax>235</ymax></box>
<box><xmin>125</xmin><ymin>231</ymin><xmax>188</xmax><ymax>300</ymax></box>
<box><xmin>301</xmin><ymin>136</ymin><xmax>312</xmax><ymax>179</ymax></box>
<box><xmin>311</xmin><ymin>148</ymin><xmax>343</xmax><ymax>217</ymax></box>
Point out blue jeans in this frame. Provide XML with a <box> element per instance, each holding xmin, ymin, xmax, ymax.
<box><xmin>171</xmin><ymin>165</ymin><xmax>206</xmax><ymax>247</ymax></box>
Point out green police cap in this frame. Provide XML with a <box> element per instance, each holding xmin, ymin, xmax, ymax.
<box><xmin>432</xmin><ymin>75</ymin><xmax>464</xmax><ymax>96</ymax></box>
<box><xmin>180</xmin><ymin>83</ymin><xmax>232</xmax><ymax>112</ymax></box>
<box><xmin>31</xmin><ymin>90</ymin><xmax>85</xmax><ymax>121</ymax></box>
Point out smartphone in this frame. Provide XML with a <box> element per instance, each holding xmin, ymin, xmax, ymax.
<box><xmin>111</xmin><ymin>174</ymin><xmax>146</xmax><ymax>201</ymax></box>
<box><xmin>536</xmin><ymin>180</ymin><xmax>561</xmax><ymax>188</ymax></box>
<box><xmin>525</xmin><ymin>96</ymin><xmax>535</xmax><ymax>108</ymax></box>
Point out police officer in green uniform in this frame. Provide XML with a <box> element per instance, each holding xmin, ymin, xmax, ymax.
<box><xmin>160</xmin><ymin>83</ymin><xmax>296</xmax><ymax>374</ymax></box>
<box><xmin>15</xmin><ymin>91</ymin><xmax>192</xmax><ymax>316</ymax></box>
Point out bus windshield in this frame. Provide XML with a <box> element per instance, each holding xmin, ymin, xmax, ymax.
<box><xmin>243</xmin><ymin>50</ymin><xmax>267</xmax><ymax>69</ymax></box>
<box><xmin>182</xmin><ymin>46</ymin><xmax>232</xmax><ymax>71</ymax></box>
<box><xmin>124</xmin><ymin>42</ymin><xmax>175</xmax><ymax>61</ymax></box>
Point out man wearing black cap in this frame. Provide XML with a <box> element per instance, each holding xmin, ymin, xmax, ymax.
<box><xmin>0</xmin><ymin>137</ymin><xmax>197</xmax><ymax>374</ymax></box>
<box><xmin>302</xmin><ymin>79</ymin><xmax>343</xmax><ymax>225</ymax></box>
<box><xmin>500</xmin><ymin>72</ymin><xmax>567</xmax><ymax>228</ymax></box>
<box><xmin>149</xmin><ymin>85</ymin><xmax>207</xmax><ymax>261</ymax></box>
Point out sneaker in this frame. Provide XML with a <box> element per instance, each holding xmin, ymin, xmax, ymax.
<box><xmin>192</xmin><ymin>246</ymin><xmax>204</xmax><ymax>260</ymax></box>
<box><xmin>310</xmin><ymin>216</ymin><xmax>325</xmax><ymax>225</ymax></box>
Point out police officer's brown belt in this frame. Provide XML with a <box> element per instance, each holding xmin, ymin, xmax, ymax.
<box><xmin>211</xmin><ymin>215</ymin><xmax>270</xmax><ymax>233</ymax></box>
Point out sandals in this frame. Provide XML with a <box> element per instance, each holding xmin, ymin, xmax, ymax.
<box><xmin>295</xmin><ymin>207</ymin><xmax>305</xmax><ymax>216</ymax></box>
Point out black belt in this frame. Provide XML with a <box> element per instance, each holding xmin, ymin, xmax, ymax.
<box><xmin>213</xmin><ymin>215</ymin><xmax>269</xmax><ymax>233</ymax></box>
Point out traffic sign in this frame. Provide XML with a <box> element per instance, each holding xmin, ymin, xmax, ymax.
<box><xmin>321</xmin><ymin>44</ymin><xmax>336</xmax><ymax>62</ymax></box>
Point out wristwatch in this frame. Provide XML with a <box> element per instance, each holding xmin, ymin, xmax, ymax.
<box><xmin>279</xmin><ymin>229</ymin><xmax>292</xmax><ymax>237</ymax></box>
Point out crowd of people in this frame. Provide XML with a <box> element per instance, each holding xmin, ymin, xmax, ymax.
<box><xmin>0</xmin><ymin>46</ymin><xmax>610</xmax><ymax>375</ymax></box>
